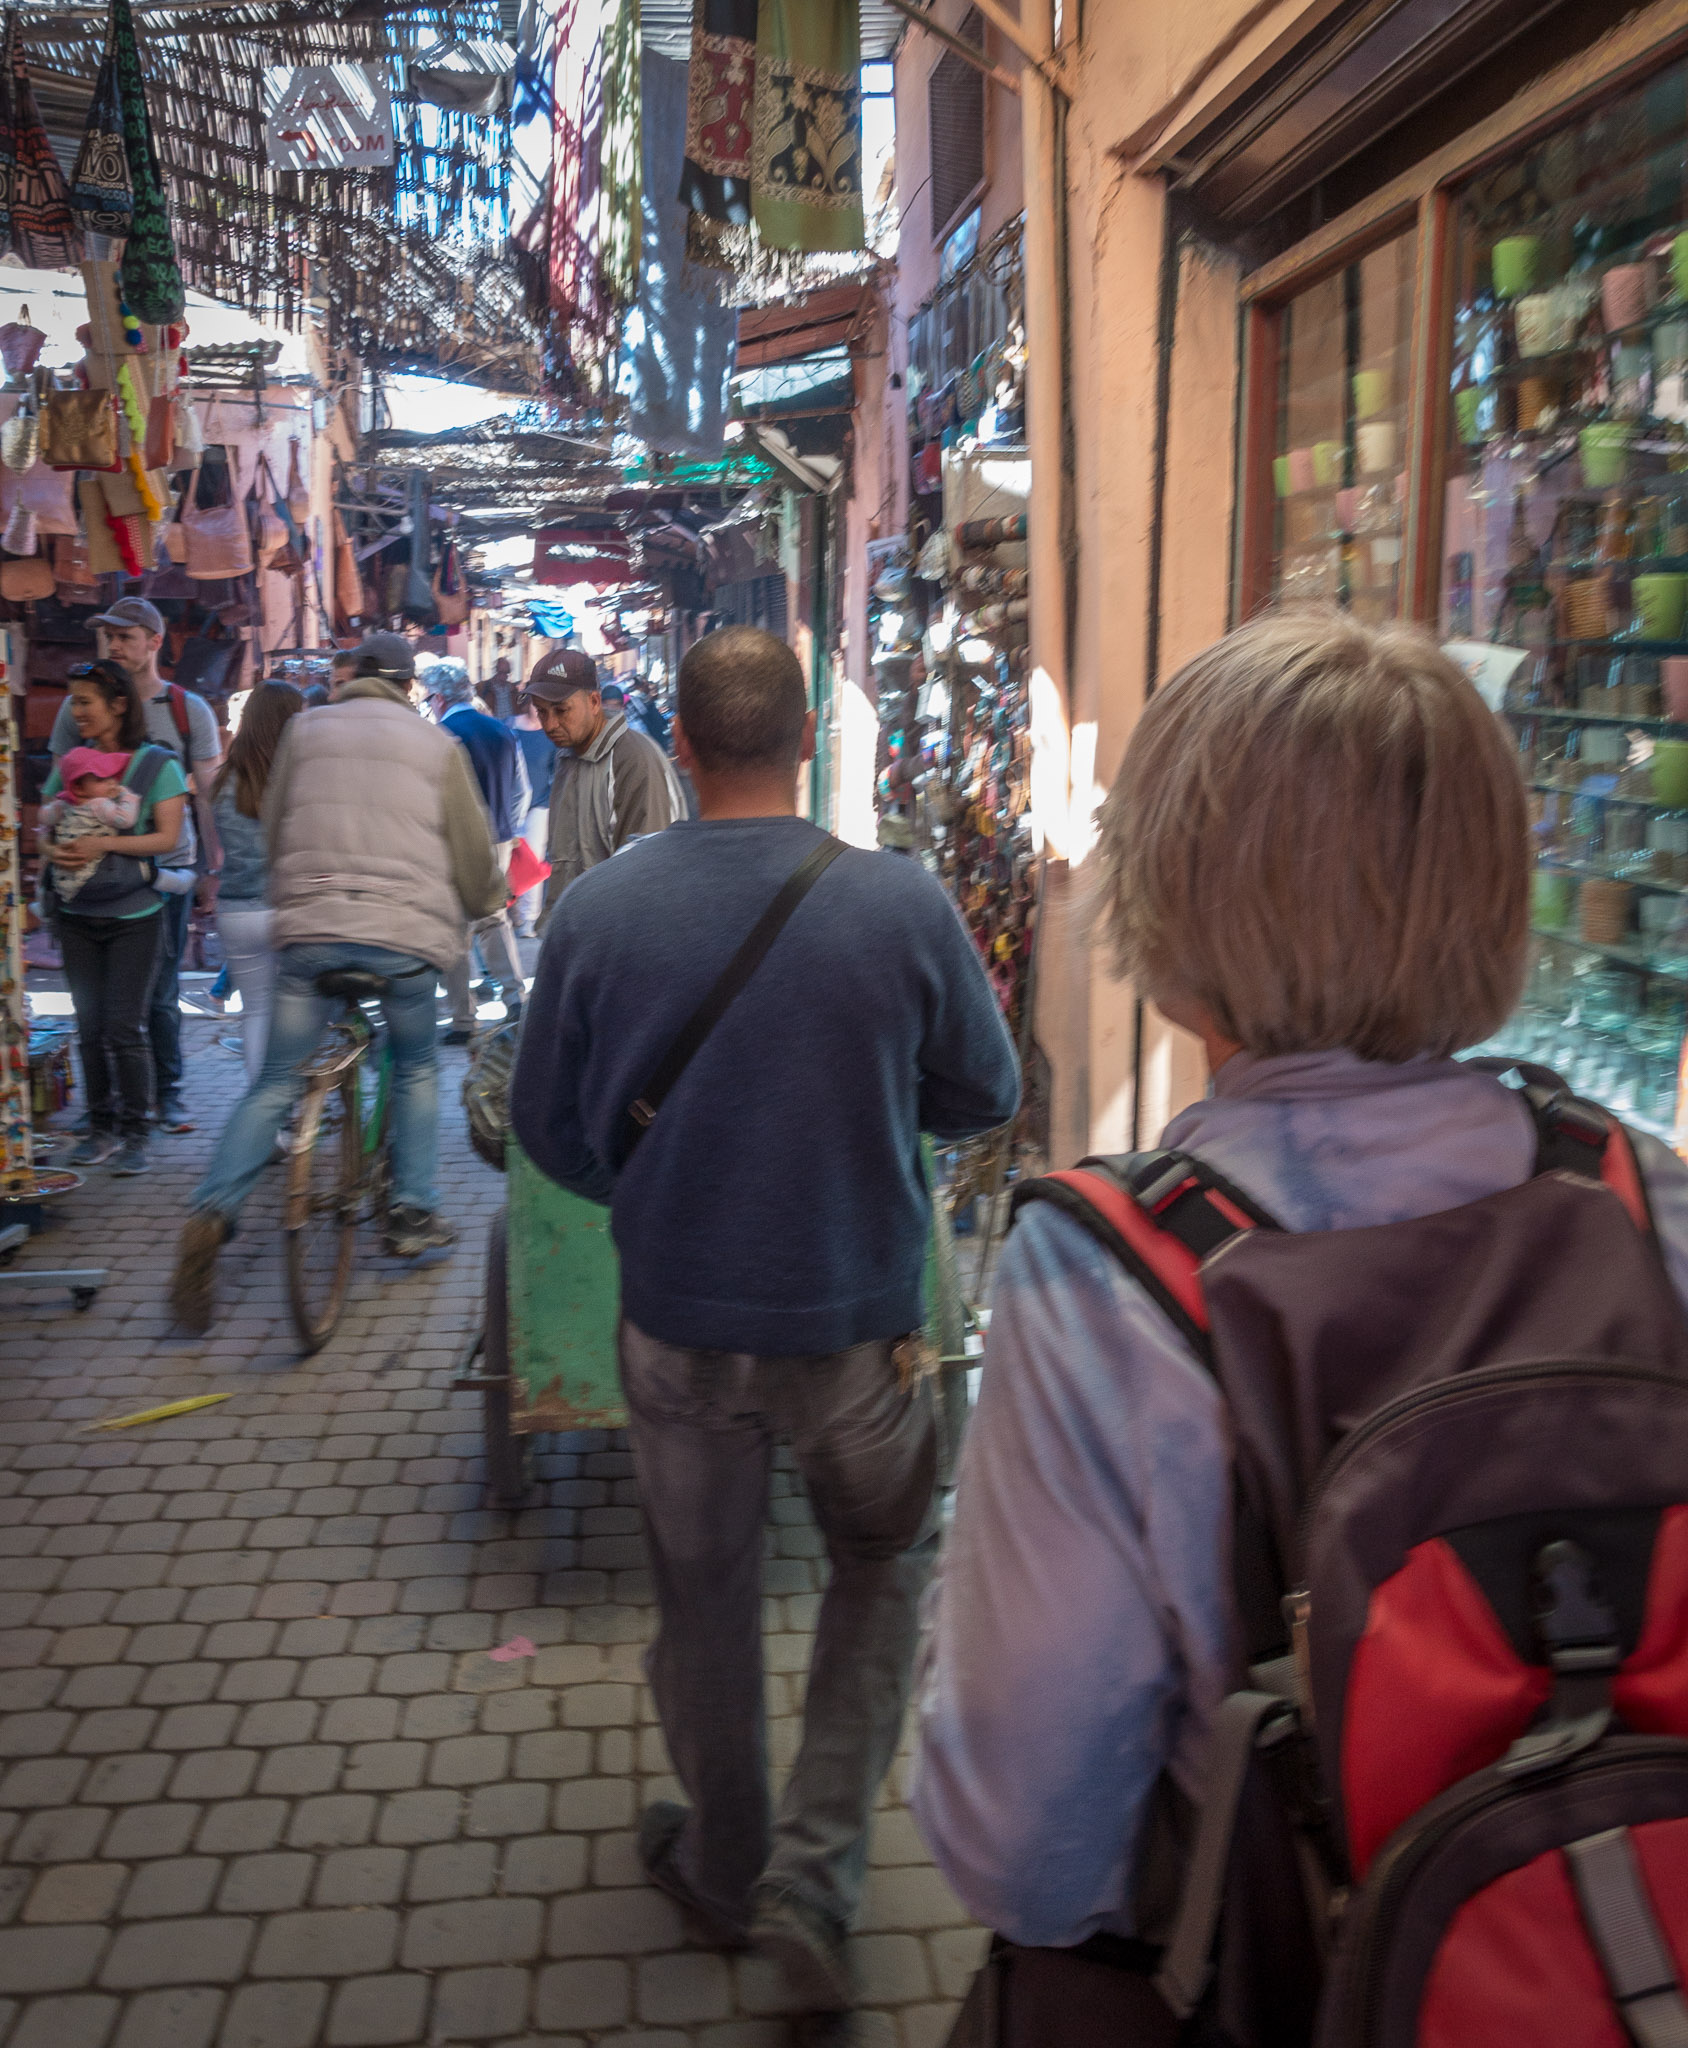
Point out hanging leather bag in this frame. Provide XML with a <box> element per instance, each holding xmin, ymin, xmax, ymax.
<box><xmin>182</xmin><ymin>446</ymin><xmax>253</xmax><ymax>579</ymax></box>
<box><xmin>40</xmin><ymin>389</ymin><xmax>117</xmax><ymax>471</ymax></box>
<box><xmin>285</xmin><ymin>436</ymin><xmax>309</xmax><ymax>525</ymax></box>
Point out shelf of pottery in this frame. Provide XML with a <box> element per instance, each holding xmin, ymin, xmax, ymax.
<box><xmin>1452</xmin><ymin>60</ymin><xmax>1688</xmax><ymax>1147</ymax></box>
<box><xmin>1269</xmin><ymin>229</ymin><xmax>1415</xmax><ymax>624</ymax></box>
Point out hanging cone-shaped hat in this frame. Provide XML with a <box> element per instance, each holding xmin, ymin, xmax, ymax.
<box><xmin>111</xmin><ymin>0</ymin><xmax>183</xmax><ymax>324</ymax></box>
<box><xmin>71</xmin><ymin>12</ymin><xmax>134</xmax><ymax>239</ymax></box>
<box><xmin>6</xmin><ymin>14</ymin><xmax>82</xmax><ymax>269</ymax></box>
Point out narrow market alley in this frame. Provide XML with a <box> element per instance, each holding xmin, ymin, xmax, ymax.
<box><xmin>0</xmin><ymin>999</ymin><xmax>980</xmax><ymax>2048</ymax></box>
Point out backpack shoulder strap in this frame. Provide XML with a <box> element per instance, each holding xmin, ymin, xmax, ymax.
<box><xmin>165</xmin><ymin>683</ymin><xmax>193</xmax><ymax>769</ymax></box>
<box><xmin>126</xmin><ymin>743</ymin><xmax>172</xmax><ymax>805</ymax></box>
<box><xmin>1468</xmin><ymin>1057</ymin><xmax>1657</xmax><ymax>1241</ymax></box>
<box><xmin>1010</xmin><ymin>1148</ymin><xmax>1283</xmax><ymax>1361</ymax></box>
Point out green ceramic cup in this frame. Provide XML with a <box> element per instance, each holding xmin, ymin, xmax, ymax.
<box><xmin>1312</xmin><ymin>439</ymin><xmax>1345</xmax><ymax>487</ymax></box>
<box><xmin>1654</xmin><ymin>738</ymin><xmax>1688</xmax><ymax>806</ymax></box>
<box><xmin>1634</xmin><ymin>573</ymin><xmax>1688</xmax><ymax>641</ymax></box>
<box><xmin>1672</xmin><ymin>232</ymin><xmax>1688</xmax><ymax>301</ymax></box>
<box><xmin>1273</xmin><ymin>455</ymin><xmax>1292</xmax><ymax>499</ymax></box>
<box><xmin>1532</xmin><ymin>870</ymin><xmax>1574</xmax><ymax>931</ymax></box>
<box><xmin>1492</xmin><ymin>235</ymin><xmax>1541</xmax><ymax>299</ymax></box>
<box><xmin>1581</xmin><ymin>422</ymin><xmax>1632</xmax><ymax>488</ymax></box>
<box><xmin>1352</xmin><ymin>370</ymin><xmax>1390</xmax><ymax>419</ymax></box>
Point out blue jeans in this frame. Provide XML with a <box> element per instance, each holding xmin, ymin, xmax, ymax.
<box><xmin>193</xmin><ymin>942</ymin><xmax>442</xmax><ymax>1224</ymax></box>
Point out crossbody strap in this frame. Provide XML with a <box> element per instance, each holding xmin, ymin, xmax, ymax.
<box><xmin>620</xmin><ymin>834</ymin><xmax>847</xmax><ymax>1160</ymax></box>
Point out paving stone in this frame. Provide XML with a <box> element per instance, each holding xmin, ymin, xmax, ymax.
<box><xmin>100</xmin><ymin>1917</ymin><xmax>251</xmax><ymax>1987</ymax></box>
<box><xmin>286</xmin><ymin>1793</ymin><xmax>375</xmax><ymax>1849</ymax></box>
<box><xmin>342</xmin><ymin>1741</ymin><xmax>425</xmax><ymax>1793</ymax></box>
<box><xmin>169</xmin><ymin>1749</ymin><xmax>258</xmax><ymax>1801</ymax></box>
<box><xmin>111</xmin><ymin>1985</ymin><xmax>224</xmax><ymax>2048</ymax></box>
<box><xmin>13</xmin><ymin>1806</ymin><xmax>112</xmax><ymax>1865</ymax></box>
<box><xmin>851</xmin><ymin>1935</ymin><xmax>934</xmax><ymax>2005</ymax></box>
<box><xmin>297</xmin><ymin>1656</ymin><xmax>375</xmax><ymax>1698</ymax></box>
<box><xmin>217</xmin><ymin>1853</ymin><xmax>314</xmax><ymax>1916</ymax></box>
<box><xmin>24</xmin><ymin>1862</ymin><xmax>127</xmax><ymax>1923</ymax></box>
<box><xmin>398</xmin><ymin>1693</ymin><xmax>477</xmax><ymax>1741</ymax></box>
<box><xmin>311</xmin><ymin>1846</ymin><xmax>407</xmax><ymax>1907</ymax></box>
<box><xmin>464</xmin><ymin>1780</ymin><xmax>550</xmax><ymax>1838</ymax></box>
<box><xmin>402</xmin><ymin>1896</ymin><xmax>543</xmax><ymax>1969</ymax></box>
<box><xmin>552</xmin><ymin>1778</ymin><xmax>635</xmax><ymax>1832</ymax></box>
<box><xmin>6</xmin><ymin>1992</ymin><xmax>120</xmax><ymax>2048</ymax></box>
<box><xmin>500</xmin><ymin>1836</ymin><xmax>587</xmax><ymax>1897</ymax></box>
<box><xmin>512</xmin><ymin>1731</ymin><xmax>592</xmax><ymax>1781</ymax></box>
<box><xmin>558</xmin><ymin>1684</ymin><xmax>635</xmax><ymax>1729</ymax></box>
<box><xmin>119</xmin><ymin>1857</ymin><xmax>221</xmax><ymax>1919</ymax></box>
<box><xmin>547</xmin><ymin>1889</ymin><xmax>684</xmax><ymax>1958</ymax></box>
<box><xmin>99</xmin><ymin>1804</ymin><xmax>198</xmax><ymax>1861</ymax></box>
<box><xmin>58</xmin><ymin>1668</ymin><xmax>138</xmax><ymax>1711</ymax></box>
<box><xmin>0</xmin><ymin>1922</ymin><xmax>108</xmax><ymax>1993</ymax></box>
<box><xmin>82</xmin><ymin>1754</ymin><xmax>172</xmax><ymax>1806</ymax></box>
<box><xmin>431</xmin><ymin>1965</ymin><xmax>530</xmax><ymax>2041</ymax></box>
<box><xmin>480</xmin><ymin>1690</ymin><xmax>553</xmax><ymax>1735</ymax></box>
<box><xmin>857</xmin><ymin>1866</ymin><xmax>970</xmax><ymax>1933</ymax></box>
<box><xmin>532</xmin><ymin>1959</ymin><xmax>630</xmax><ymax>2031</ymax></box>
<box><xmin>373</xmin><ymin>1651</ymin><xmax>451</xmax><ymax>1696</ymax></box>
<box><xmin>195</xmin><ymin>1802</ymin><xmax>287</xmax><ymax>1856</ymax></box>
<box><xmin>217</xmin><ymin>1661</ymin><xmax>299</xmax><ymax>1704</ymax></box>
<box><xmin>137</xmin><ymin>1663</ymin><xmax>220</xmax><ymax>1707</ymax></box>
<box><xmin>255</xmin><ymin>1746</ymin><xmax>340</xmax><ymax>1797</ymax></box>
<box><xmin>323</xmin><ymin>1973</ymin><xmax>428</xmax><ymax>2046</ymax></box>
<box><xmin>637</xmin><ymin>1952</ymin><xmax>734</xmax><ymax>2025</ymax></box>
<box><xmin>407</xmin><ymin>1839</ymin><xmax>497</xmax><ymax>1902</ymax></box>
<box><xmin>374</xmin><ymin>1786</ymin><xmax>462</xmax><ymax>1845</ymax></box>
<box><xmin>218</xmin><ymin>1978</ymin><xmax>330</xmax><ymax>2048</ymax></box>
<box><xmin>429</xmin><ymin>1733</ymin><xmax>509</xmax><ymax>1786</ymax></box>
<box><xmin>251</xmin><ymin>1908</ymin><xmax>399</xmax><ymax>1980</ymax></box>
<box><xmin>1</xmin><ymin>1756</ymin><xmax>90</xmax><ymax>1806</ymax></box>
<box><xmin>318</xmin><ymin>1696</ymin><xmax>400</xmax><ymax>1744</ymax></box>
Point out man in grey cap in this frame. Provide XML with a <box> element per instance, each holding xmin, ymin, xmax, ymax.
<box><xmin>171</xmin><ymin>631</ymin><xmax>505</xmax><ymax>1333</ymax></box>
<box><xmin>50</xmin><ymin>595</ymin><xmax>223</xmax><ymax>1135</ymax></box>
<box><xmin>525</xmin><ymin>646</ymin><xmax>682</xmax><ymax>916</ymax></box>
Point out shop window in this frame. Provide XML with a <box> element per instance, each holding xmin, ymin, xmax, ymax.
<box><xmin>1448</xmin><ymin>60</ymin><xmax>1688</xmax><ymax>1144</ymax></box>
<box><xmin>928</xmin><ymin>10</ymin><xmax>985</xmax><ymax>244</ymax></box>
<box><xmin>1267</xmin><ymin>231</ymin><xmax>1415</xmax><ymax>621</ymax></box>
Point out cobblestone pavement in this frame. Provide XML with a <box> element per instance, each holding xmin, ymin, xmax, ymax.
<box><xmin>0</xmin><ymin>988</ymin><xmax>983</xmax><ymax>2046</ymax></box>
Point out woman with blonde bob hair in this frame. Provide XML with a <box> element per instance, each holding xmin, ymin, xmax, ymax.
<box><xmin>909</xmin><ymin>609</ymin><xmax>1688</xmax><ymax>1961</ymax></box>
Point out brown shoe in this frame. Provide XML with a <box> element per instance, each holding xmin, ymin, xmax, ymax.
<box><xmin>170</xmin><ymin>1212</ymin><xmax>228</xmax><ymax>1334</ymax></box>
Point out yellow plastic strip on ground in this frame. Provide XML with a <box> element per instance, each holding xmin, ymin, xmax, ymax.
<box><xmin>83</xmin><ymin>1393</ymin><xmax>234</xmax><ymax>1431</ymax></box>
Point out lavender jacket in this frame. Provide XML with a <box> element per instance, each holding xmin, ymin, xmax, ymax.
<box><xmin>908</xmin><ymin>1048</ymin><xmax>1688</xmax><ymax>1949</ymax></box>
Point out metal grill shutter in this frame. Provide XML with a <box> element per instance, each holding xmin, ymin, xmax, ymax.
<box><xmin>927</xmin><ymin>9</ymin><xmax>984</xmax><ymax>243</ymax></box>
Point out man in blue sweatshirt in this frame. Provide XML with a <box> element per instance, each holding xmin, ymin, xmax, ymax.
<box><xmin>511</xmin><ymin>625</ymin><xmax>1019</xmax><ymax>2023</ymax></box>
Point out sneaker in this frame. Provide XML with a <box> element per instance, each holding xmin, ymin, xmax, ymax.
<box><xmin>442</xmin><ymin>1024</ymin><xmax>474</xmax><ymax>1046</ymax></box>
<box><xmin>66</xmin><ymin>1132</ymin><xmax>116</xmax><ymax>1168</ymax></box>
<box><xmin>109</xmin><ymin>1139</ymin><xmax>151</xmax><ymax>1176</ymax></box>
<box><xmin>637</xmin><ymin>1801</ymin><xmax>750</xmax><ymax>1951</ymax></box>
<box><xmin>503</xmin><ymin>996</ymin><xmax>523</xmax><ymax>1026</ymax></box>
<box><xmin>750</xmin><ymin>1883</ymin><xmax>853</xmax><ymax>2012</ymax></box>
<box><xmin>474</xmin><ymin>976</ymin><xmax>500</xmax><ymax>1002</ymax></box>
<box><xmin>156</xmin><ymin>1100</ymin><xmax>196</xmax><ymax>1134</ymax></box>
<box><xmin>171</xmin><ymin>1212</ymin><xmax>228</xmax><ymax>1334</ymax></box>
<box><xmin>383</xmin><ymin>1206</ymin><xmax>457</xmax><ymax>1259</ymax></box>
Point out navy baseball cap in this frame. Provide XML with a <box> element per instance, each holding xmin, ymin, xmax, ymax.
<box><xmin>523</xmin><ymin>647</ymin><xmax>598</xmax><ymax>703</ymax></box>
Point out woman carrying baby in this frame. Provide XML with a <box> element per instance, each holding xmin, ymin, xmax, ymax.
<box><xmin>40</xmin><ymin>661</ymin><xmax>188</xmax><ymax>1176</ymax></box>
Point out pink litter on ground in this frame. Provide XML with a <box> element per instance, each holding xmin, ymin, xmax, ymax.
<box><xmin>488</xmin><ymin>1636</ymin><xmax>537</xmax><ymax>1663</ymax></box>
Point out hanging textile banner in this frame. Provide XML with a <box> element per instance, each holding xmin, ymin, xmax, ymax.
<box><xmin>677</xmin><ymin>0</ymin><xmax>756</xmax><ymax>230</ymax></box>
<box><xmin>264</xmin><ymin>63</ymin><xmax>395</xmax><ymax>171</ymax></box>
<box><xmin>550</xmin><ymin>0</ymin><xmax>605</xmax><ymax>324</ymax></box>
<box><xmin>5</xmin><ymin>15</ymin><xmax>82</xmax><ymax>270</ymax></box>
<box><xmin>595</xmin><ymin>0</ymin><xmax>641</xmax><ymax>317</ymax></box>
<box><xmin>620</xmin><ymin>52</ymin><xmax>736</xmax><ymax>457</ymax></box>
<box><xmin>111</xmin><ymin>0</ymin><xmax>185</xmax><ymax>322</ymax></box>
<box><xmin>751</xmin><ymin>0</ymin><xmax>863</xmax><ymax>253</ymax></box>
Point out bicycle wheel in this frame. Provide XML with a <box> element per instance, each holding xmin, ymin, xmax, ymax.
<box><xmin>285</xmin><ymin>1067</ymin><xmax>361</xmax><ymax>1353</ymax></box>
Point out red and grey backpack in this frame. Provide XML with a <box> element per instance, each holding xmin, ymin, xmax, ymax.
<box><xmin>1005</xmin><ymin>1063</ymin><xmax>1688</xmax><ymax>2048</ymax></box>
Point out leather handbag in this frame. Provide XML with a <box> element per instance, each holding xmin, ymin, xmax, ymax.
<box><xmin>144</xmin><ymin>393</ymin><xmax>174</xmax><ymax>469</ymax></box>
<box><xmin>247</xmin><ymin>454</ymin><xmax>288</xmax><ymax>570</ymax></box>
<box><xmin>433</xmin><ymin>538</ymin><xmax>468</xmax><ymax>625</ymax></box>
<box><xmin>40</xmin><ymin>389</ymin><xmax>117</xmax><ymax>471</ymax></box>
<box><xmin>183</xmin><ymin>448</ymin><xmax>253</xmax><ymax>579</ymax></box>
<box><xmin>1</xmin><ymin>556</ymin><xmax>54</xmax><ymax>599</ymax></box>
<box><xmin>19</xmin><ymin>460</ymin><xmax>78</xmax><ymax>535</ymax></box>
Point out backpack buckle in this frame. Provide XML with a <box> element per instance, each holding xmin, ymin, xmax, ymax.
<box><xmin>1500</xmin><ymin>1540</ymin><xmax>1620</xmax><ymax>1777</ymax></box>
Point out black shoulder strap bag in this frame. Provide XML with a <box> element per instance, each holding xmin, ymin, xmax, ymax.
<box><xmin>619</xmin><ymin>834</ymin><xmax>845</xmax><ymax>1163</ymax></box>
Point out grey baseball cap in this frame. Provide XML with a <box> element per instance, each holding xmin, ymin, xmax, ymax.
<box><xmin>88</xmin><ymin>596</ymin><xmax>164</xmax><ymax>637</ymax></box>
<box><xmin>354</xmin><ymin>631</ymin><xmax>417</xmax><ymax>682</ymax></box>
<box><xmin>523</xmin><ymin>646</ymin><xmax>598</xmax><ymax>704</ymax></box>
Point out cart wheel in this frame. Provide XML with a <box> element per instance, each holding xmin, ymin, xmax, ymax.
<box><xmin>71</xmin><ymin>1288</ymin><xmax>98</xmax><ymax>1312</ymax></box>
<box><xmin>482</xmin><ymin>1207</ymin><xmax>530</xmax><ymax>1507</ymax></box>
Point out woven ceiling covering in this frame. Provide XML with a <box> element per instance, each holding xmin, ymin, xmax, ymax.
<box><xmin>18</xmin><ymin>0</ymin><xmax>552</xmax><ymax>391</ymax></box>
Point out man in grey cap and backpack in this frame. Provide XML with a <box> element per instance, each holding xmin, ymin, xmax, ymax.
<box><xmin>50</xmin><ymin>596</ymin><xmax>222</xmax><ymax>1135</ymax></box>
<box><xmin>524</xmin><ymin>647</ymin><xmax>682</xmax><ymax>915</ymax></box>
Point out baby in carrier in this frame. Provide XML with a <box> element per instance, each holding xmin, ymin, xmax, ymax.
<box><xmin>43</xmin><ymin>746</ymin><xmax>138</xmax><ymax>900</ymax></box>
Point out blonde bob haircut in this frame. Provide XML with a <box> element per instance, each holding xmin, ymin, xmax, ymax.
<box><xmin>1094</xmin><ymin>609</ymin><xmax>1529</xmax><ymax>1064</ymax></box>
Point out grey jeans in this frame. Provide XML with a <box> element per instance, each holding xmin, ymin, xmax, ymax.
<box><xmin>620</xmin><ymin>1319</ymin><xmax>940</xmax><ymax>1933</ymax></box>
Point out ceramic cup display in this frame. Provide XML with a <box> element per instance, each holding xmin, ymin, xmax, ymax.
<box><xmin>1602</xmin><ymin>264</ymin><xmax>1652</xmax><ymax>334</ymax></box>
<box><xmin>1517</xmin><ymin>376</ymin><xmax>1557</xmax><ymax>430</ymax></box>
<box><xmin>1288</xmin><ymin>447</ymin><xmax>1316</xmax><ymax>493</ymax></box>
<box><xmin>1335</xmin><ymin>486</ymin><xmax>1360</xmax><ymax>530</ymax></box>
<box><xmin>1312</xmin><ymin>440</ymin><xmax>1345</xmax><ymax>487</ymax></box>
<box><xmin>1352</xmin><ymin>370</ymin><xmax>1390</xmax><ymax>419</ymax></box>
<box><xmin>1533</xmin><ymin>870</ymin><xmax>1575</xmax><ymax>930</ymax></box>
<box><xmin>1514</xmin><ymin>291</ymin><xmax>1563</xmax><ymax>357</ymax></box>
<box><xmin>1356</xmin><ymin>420</ymin><xmax>1397</xmax><ymax>474</ymax></box>
<box><xmin>1454</xmin><ymin>388</ymin><xmax>1483</xmax><ymax>443</ymax></box>
<box><xmin>1491</xmin><ymin>235</ymin><xmax>1541</xmax><ymax>299</ymax></box>
<box><xmin>1655</xmin><ymin>739</ymin><xmax>1688</xmax><ymax>806</ymax></box>
<box><xmin>1581</xmin><ymin>423</ymin><xmax>1633</xmax><ymax>488</ymax></box>
<box><xmin>1580</xmin><ymin>877</ymin><xmax>1632</xmax><ymax>945</ymax></box>
<box><xmin>1663</xmin><ymin>656</ymin><xmax>1688</xmax><ymax>721</ymax></box>
<box><xmin>1634</xmin><ymin>572</ymin><xmax>1688</xmax><ymax>640</ymax></box>
<box><xmin>1562</xmin><ymin>577</ymin><xmax>1610</xmax><ymax>640</ymax></box>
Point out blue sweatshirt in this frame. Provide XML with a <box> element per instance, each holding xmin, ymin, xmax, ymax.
<box><xmin>441</xmin><ymin>703</ymin><xmax>530</xmax><ymax>842</ymax></box>
<box><xmin>510</xmin><ymin>815</ymin><xmax>1021</xmax><ymax>1354</ymax></box>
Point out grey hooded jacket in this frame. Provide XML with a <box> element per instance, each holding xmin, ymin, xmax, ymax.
<box><xmin>543</xmin><ymin>710</ymin><xmax>682</xmax><ymax>912</ymax></box>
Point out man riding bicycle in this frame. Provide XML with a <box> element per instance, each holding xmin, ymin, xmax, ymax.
<box><xmin>171</xmin><ymin>633</ymin><xmax>505</xmax><ymax>1334</ymax></box>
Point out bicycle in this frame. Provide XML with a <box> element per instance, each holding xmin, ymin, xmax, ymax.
<box><xmin>284</xmin><ymin>966</ymin><xmax>401</xmax><ymax>1352</ymax></box>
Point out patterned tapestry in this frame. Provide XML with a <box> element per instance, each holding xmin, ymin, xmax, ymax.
<box><xmin>677</xmin><ymin>0</ymin><xmax>756</xmax><ymax>230</ymax></box>
<box><xmin>111</xmin><ymin>0</ymin><xmax>185</xmax><ymax>324</ymax></box>
<box><xmin>71</xmin><ymin>17</ymin><xmax>133</xmax><ymax>240</ymax></box>
<box><xmin>751</xmin><ymin>0</ymin><xmax>861</xmax><ymax>253</ymax></box>
<box><xmin>5</xmin><ymin>15</ymin><xmax>81</xmax><ymax>270</ymax></box>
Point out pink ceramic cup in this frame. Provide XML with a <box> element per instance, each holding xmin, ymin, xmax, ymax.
<box><xmin>1288</xmin><ymin>447</ymin><xmax>1316</xmax><ymax>493</ymax></box>
<box><xmin>1664</xmin><ymin>656</ymin><xmax>1688</xmax><ymax>723</ymax></box>
<box><xmin>1603</xmin><ymin>264</ymin><xmax>1651</xmax><ymax>335</ymax></box>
